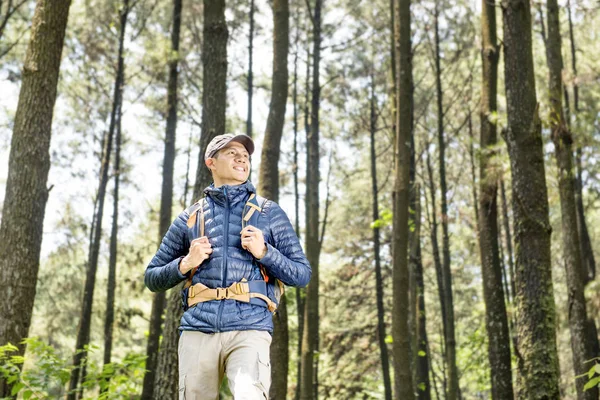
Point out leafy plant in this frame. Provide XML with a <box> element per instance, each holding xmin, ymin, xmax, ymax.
<box><xmin>0</xmin><ymin>338</ymin><xmax>146</xmax><ymax>399</ymax></box>
<box><xmin>583</xmin><ymin>358</ymin><xmax>600</xmax><ymax>392</ymax></box>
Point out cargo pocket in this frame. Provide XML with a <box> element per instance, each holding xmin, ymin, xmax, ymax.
<box><xmin>178</xmin><ymin>375</ymin><xmax>186</xmax><ymax>400</ymax></box>
<box><xmin>255</xmin><ymin>352</ymin><xmax>271</xmax><ymax>399</ymax></box>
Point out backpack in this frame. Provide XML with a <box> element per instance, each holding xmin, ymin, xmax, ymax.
<box><xmin>181</xmin><ymin>193</ymin><xmax>284</xmax><ymax>313</ymax></box>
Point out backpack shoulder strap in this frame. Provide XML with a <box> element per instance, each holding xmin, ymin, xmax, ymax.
<box><xmin>242</xmin><ymin>193</ymin><xmax>267</xmax><ymax>229</ymax></box>
<box><xmin>184</xmin><ymin>197</ymin><xmax>206</xmax><ymax>289</ymax></box>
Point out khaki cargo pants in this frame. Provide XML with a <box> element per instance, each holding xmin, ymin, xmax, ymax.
<box><xmin>178</xmin><ymin>330</ymin><xmax>271</xmax><ymax>400</ymax></box>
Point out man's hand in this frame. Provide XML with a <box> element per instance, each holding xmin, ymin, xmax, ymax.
<box><xmin>241</xmin><ymin>226</ymin><xmax>267</xmax><ymax>259</ymax></box>
<box><xmin>180</xmin><ymin>236</ymin><xmax>212</xmax><ymax>274</ymax></box>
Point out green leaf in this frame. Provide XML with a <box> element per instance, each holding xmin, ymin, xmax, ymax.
<box><xmin>418</xmin><ymin>350</ymin><xmax>427</xmax><ymax>357</ymax></box>
<box><xmin>384</xmin><ymin>335</ymin><xmax>393</xmax><ymax>344</ymax></box>
<box><xmin>595</xmin><ymin>364</ymin><xmax>600</xmax><ymax>375</ymax></box>
<box><xmin>23</xmin><ymin>389</ymin><xmax>33</xmax><ymax>400</ymax></box>
<box><xmin>417</xmin><ymin>382</ymin><xmax>426</xmax><ymax>391</ymax></box>
<box><xmin>11</xmin><ymin>381</ymin><xmax>24</xmax><ymax>396</ymax></box>
<box><xmin>584</xmin><ymin>376</ymin><xmax>600</xmax><ymax>391</ymax></box>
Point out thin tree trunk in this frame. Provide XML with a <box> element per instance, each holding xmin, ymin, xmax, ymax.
<box><xmin>433</xmin><ymin>3</ymin><xmax>458</xmax><ymax>398</ymax></box>
<box><xmin>247</xmin><ymin>0</ymin><xmax>254</xmax><ymax>139</ymax></box>
<box><xmin>392</xmin><ymin>0</ymin><xmax>415</xmax><ymax>398</ymax></box>
<box><xmin>369</xmin><ymin>69</ymin><xmax>392</xmax><ymax>400</ymax></box>
<box><xmin>103</xmin><ymin>101</ymin><xmax>123</xmax><ymax>367</ymax></box>
<box><xmin>478</xmin><ymin>1</ymin><xmax>514</xmax><ymax>397</ymax></box>
<box><xmin>300</xmin><ymin>0</ymin><xmax>321</xmax><ymax>397</ymax></box>
<box><xmin>468</xmin><ymin>112</ymin><xmax>479</xmax><ymax>228</ymax></box>
<box><xmin>412</xmin><ymin>184</ymin><xmax>431</xmax><ymax>400</ymax></box>
<box><xmin>425</xmin><ymin>149</ymin><xmax>447</xmax><ymax>396</ymax></box>
<box><xmin>142</xmin><ymin>0</ymin><xmax>182</xmax><ymax>397</ymax></box>
<box><xmin>501</xmin><ymin>0</ymin><xmax>560</xmax><ymax>397</ymax></box>
<box><xmin>68</xmin><ymin>2</ymin><xmax>129</xmax><ymax>396</ymax></box>
<box><xmin>410</xmin><ymin>132</ymin><xmax>430</xmax><ymax>399</ymax></box>
<box><xmin>257</xmin><ymin>0</ymin><xmax>290</xmax><ymax>397</ymax></box>
<box><xmin>0</xmin><ymin>0</ymin><xmax>71</xmax><ymax>396</ymax></box>
<box><xmin>545</xmin><ymin>0</ymin><xmax>597</xmax><ymax>397</ymax></box>
<box><xmin>295</xmin><ymin>14</ymin><xmax>309</xmax><ymax>400</ymax></box>
<box><xmin>389</xmin><ymin>0</ymin><xmax>397</xmax><ymax>133</ymax></box>
<box><xmin>566</xmin><ymin>0</ymin><xmax>595</xmax><ymax>285</ymax></box>
<box><xmin>193</xmin><ymin>0</ymin><xmax>228</xmax><ymax>200</ymax></box>
<box><xmin>499</xmin><ymin>179</ymin><xmax>515</xmax><ymax>302</ymax></box>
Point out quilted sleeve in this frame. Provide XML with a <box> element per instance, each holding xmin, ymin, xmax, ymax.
<box><xmin>144</xmin><ymin>210</ymin><xmax>190</xmax><ymax>292</ymax></box>
<box><xmin>258</xmin><ymin>201</ymin><xmax>311</xmax><ymax>287</ymax></box>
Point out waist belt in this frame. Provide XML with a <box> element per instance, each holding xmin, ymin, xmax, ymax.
<box><xmin>187</xmin><ymin>278</ymin><xmax>277</xmax><ymax>312</ymax></box>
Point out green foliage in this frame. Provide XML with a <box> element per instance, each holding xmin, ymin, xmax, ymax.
<box><xmin>582</xmin><ymin>359</ymin><xmax>600</xmax><ymax>392</ymax></box>
<box><xmin>0</xmin><ymin>338</ymin><xmax>71</xmax><ymax>399</ymax></box>
<box><xmin>0</xmin><ymin>338</ymin><xmax>146</xmax><ymax>399</ymax></box>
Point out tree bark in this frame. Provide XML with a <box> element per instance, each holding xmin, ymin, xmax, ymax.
<box><xmin>565</xmin><ymin>0</ymin><xmax>595</xmax><ymax>286</ymax></box>
<box><xmin>103</xmin><ymin>100</ymin><xmax>123</xmax><ymax>367</ymax></box>
<box><xmin>425</xmin><ymin>149</ymin><xmax>447</xmax><ymax>396</ymax></box>
<box><xmin>432</xmin><ymin>3</ymin><xmax>459</xmax><ymax>398</ymax></box>
<box><xmin>300</xmin><ymin>0</ymin><xmax>321</xmax><ymax>398</ymax></box>
<box><xmin>193</xmin><ymin>0</ymin><xmax>228</xmax><ymax>200</ymax></box>
<box><xmin>68</xmin><ymin>2</ymin><xmax>129</xmax><ymax>397</ymax></box>
<box><xmin>369</xmin><ymin>70</ymin><xmax>392</xmax><ymax>400</ymax></box>
<box><xmin>247</xmin><ymin>0</ymin><xmax>254</xmax><ymax>139</ymax></box>
<box><xmin>411</xmin><ymin>184</ymin><xmax>431</xmax><ymax>400</ymax></box>
<box><xmin>257</xmin><ymin>0</ymin><xmax>290</xmax><ymax>397</ymax></box>
<box><xmin>545</xmin><ymin>1</ymin><xmax>597</xmax><ymax>397</ymax></box>
<box><xmin>391</xmin><ymin>0</ymin><xmax>415</xmax><ymax>398</ymax></box>
<box><xmin>0</xmin><ymin>0</ymin><xmax>71</xmax><ymax>396</ymax></box>
<box><xmin>501</xmin><ymin>0</ymin><xmax>560</xmax><ymax>397</ymax></box>
<box><xmin>478</xmin><ymin>1</ymin><xmax>514</xmax><ymax>397</ymax></box>
<box><xmin>142</xmin><ymin>0</ymin><xmax>182</xmax><ymax>397</ymax></box>
<box><xmin>499</xmin><ymin>178</ymin><xmax>516</xmax><ymax>303</ymax></box>
<box><xmin>153</xmin><ymin>286</ymin><xmax>183</xmax><ymax>400</ymax></box>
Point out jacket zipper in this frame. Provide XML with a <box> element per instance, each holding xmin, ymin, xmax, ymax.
<box><xmin>216</xmin><ymin>186</ymin><xmax>229</xmax><ymax>332</ymax></box>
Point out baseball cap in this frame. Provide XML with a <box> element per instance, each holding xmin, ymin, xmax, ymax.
<box><xmin>204</xmin><ymin>133</ymin><xmax>255</xmax><ymax>160</ymax></box>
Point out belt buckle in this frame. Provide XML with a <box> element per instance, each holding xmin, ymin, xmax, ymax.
<box><xmin>216</xmin><ymin>287</ymin><xmax>228</xmax><ymax>300</ymax></box>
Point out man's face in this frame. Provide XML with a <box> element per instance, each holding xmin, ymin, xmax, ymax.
<box><xmin>206</xmin><ymin>141</ymin><xmax>251</xmax><ymax>186</ymax></box>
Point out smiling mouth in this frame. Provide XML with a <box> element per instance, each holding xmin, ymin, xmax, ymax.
<box><xmin>233</xmin><ymin>166</ymin><xmax>245</xmax><ymax>172</ymax></box>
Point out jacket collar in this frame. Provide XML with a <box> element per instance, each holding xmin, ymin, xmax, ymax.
<box><xmin>204</xmin><ymin>180</ymin><xmax>256</xmax><ymax>206</ymax></box>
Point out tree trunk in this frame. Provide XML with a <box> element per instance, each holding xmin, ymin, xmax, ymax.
<box><xmin>192</xmin><ymin>0</ymin><xmax>228</xmax><ymax>200</ymax></box>
<box><xmin>468</xmin><ymin>112</ymin><xmax>478</xmax><ymax>228</ymax></box>
<box><xmin>411</xmin><ymin>184</ymin><xmax>431</xmax><ymax>400</ymax></box>
<box><xmin>425</xmin><ymin>149</ymin><xmax>447</xmax><ymax>396</ymax></box>
<box><xmin>103</xmin><ymin>101</ymin><xmax>123</xmax><ymax>366</ymax></box>
<box><xmin>478</xmin><ymin>1</ymin><xmax>514</xmax><ymax>397</ymax></box>
<box><xmin>391</xmin><ymin>0</ymin><xmax>415</xmax><ymax>398</ymax></box>
<box><xmin>499</xmin><ymin>178</ymin><xmax>516</xmax><ymax>302</ymax></box>
<box><xmin>501</xmin><ymin>0</ymin><xmax>560</xmax><ymax>397</ymax></box>
<box><xmin>68</xmin><ymin>2</ymin><xmax>129</xmax><ymax>397</ymax></box>
<box><xmin>294</xmin><ymin>12</ymin><xmax>307</xmax><ymax>400</ymax></box>
<box><xmin>369</xmin><ymin>69</ymin><xmax>392</xmax><ymax>400</ymax></box>
<box><xmin>153</xmin><ymin>286</ymin><xmax>183</xmax><ymax>400</ymax></box>
<box><xmin>300</xmin><ymin>0</ymin><xmax>321</xmax><ymax>398</ymax></box>
<box><xmin>545</xmin><ymin>1</ymin><xmax>597</xmax><ymax>397</ymax></box>
<box><xmin>247</xmin><ymin>0</ymin><xmax>254</xmax><ymax>139</ymax></box>
<box><xmin>565</xmin><ymin>0</ymin><xmax>595</xmax><ymax>286</ymax></box>
<box><xmin>433</xmin><ymin>3</ymin><xmax>458</xmax><ymax>398</ymax></box>
<box><xmin>0</xmin><ymin>0</ymin><xmax>71</xmax><ymax>396</ymax></box>
<box><xmin>142</xmin><ymin>0</ymin><xmax>182</xmax><ymax>397</ymax></box>
<box><xmin>257</xmin><ymin>0</ymin><xmax>290</xmax><ymax>397</ymax></box>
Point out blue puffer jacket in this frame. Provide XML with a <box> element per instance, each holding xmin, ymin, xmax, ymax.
<box><xmin>144</xmin><ymin>181</ymin><xmax>311</xmax><ymax>333</ymax></box>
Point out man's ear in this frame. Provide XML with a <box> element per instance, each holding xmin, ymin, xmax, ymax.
<box><xmin>205</xmin><ymin>158</ymin><xmax>216</xmax><ymax>171</ymax></box>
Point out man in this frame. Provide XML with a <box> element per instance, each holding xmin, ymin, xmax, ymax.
<box><xmin>145</xmin><ymin>133</ymin><xmax>311</xmax><ymax>400</ymax></box>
